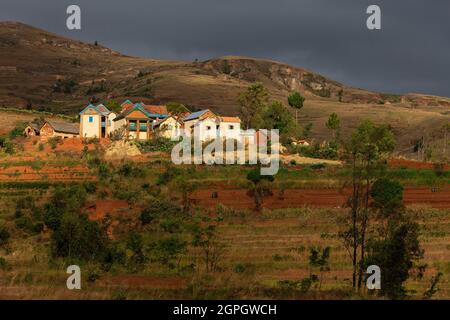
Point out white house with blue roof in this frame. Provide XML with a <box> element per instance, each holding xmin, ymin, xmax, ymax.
<box><xmin>79</xmin><ymin>100</ymin><xmax>241</xmax><ymax>141</ymax></box>
<box><xmin>112</xmin><ymin>102</ymin><xmax>170</xmax><ymax>140</ymax></box>
<box><xmin>79</xmin><ymin>104</ymin><xmax>117</xmax><ymax>138</ymax></box>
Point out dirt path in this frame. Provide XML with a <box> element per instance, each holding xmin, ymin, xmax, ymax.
<box><xmin>191</xmin><ymin>186</ymin><xmax>450</xmax><ymax>209</ymax></box>
<box><xmin>389</xmin><ymin>159</ymin><xmax>450</xmax><ymax>170</ymax></box>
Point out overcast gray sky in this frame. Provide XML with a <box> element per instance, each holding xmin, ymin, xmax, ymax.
<box><xmin>1</xmin><ymin>0</ymin><xmax>449</xmax><ymax>97</ymax></box>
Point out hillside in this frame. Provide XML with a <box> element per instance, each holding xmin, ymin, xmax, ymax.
<box><xmin>0</xmin><ymin>21</ymin><xmax>449</xmax><ymax>158</ymax></box>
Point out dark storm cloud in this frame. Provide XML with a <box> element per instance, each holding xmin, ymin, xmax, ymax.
<box><xmin>1</xmin><ymin>0</ymin><xmax>449</xmax><ymax>96</ymax></box>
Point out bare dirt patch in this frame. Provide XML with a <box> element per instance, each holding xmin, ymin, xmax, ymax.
<box><xmin>97</xmin><ymin>275</ymin><xmax>186</xmax><ymax>289</ymax></box>
<box><xmin>389</xmin><ymin>158</ymin><xmax>450</xmax><ymax>170</ymax></box>
<box><xmin>86</xmin><ymin>199</ymin><xmax>130</xmax><ymax>221</ymax></box>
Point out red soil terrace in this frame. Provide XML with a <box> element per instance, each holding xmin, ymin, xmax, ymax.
<box><xmin>191</xmin><ymin>186</ymin><xmax>450</xmax><ymax>209</ymax></box>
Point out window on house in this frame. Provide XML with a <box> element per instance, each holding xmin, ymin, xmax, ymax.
<box><xmin>229</xmin><ymin>125</ymin><xmax>234</xmax><ymax>130</ymax></box>
<box><xmin>207</xmin><ymin>126</ymin><xmax>211</xmax><ymax>130</ymax></box>
<box><xmin>88</xmin><ymin>116</ymin><xmax>94</xmax><ymax>123</ymax></box>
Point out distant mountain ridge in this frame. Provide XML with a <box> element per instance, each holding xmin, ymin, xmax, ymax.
<box><xmin>1</xmin><ymin>21</ymin><xmax>449</xmax><ymax>115</ymax></box>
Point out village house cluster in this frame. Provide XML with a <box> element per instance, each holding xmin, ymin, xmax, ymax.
<box><xmin>25</xmin><ymin>100</ymin><xmax>242</xmax><ymax>142</ymax></box>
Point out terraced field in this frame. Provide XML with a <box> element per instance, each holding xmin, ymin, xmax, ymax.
<box><xmin>0</xmin><ymin>132</ymin><xmax>448</xmax><ymax>299</ymax></box>
<box><xmin>2</xmin><ymin>206</ymin><xmax>448</xmax><ymax>299</ymax></box>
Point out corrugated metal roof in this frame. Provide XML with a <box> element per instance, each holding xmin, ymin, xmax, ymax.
<box><xmin>182</xmin><ymin>109</ymin><xmax>210</xmax><ymax>121</ymax></box>
<box><xmin>28</xmin><ymin>122</ymin><xmax>41</xmax><ymax>131</ymax></box>
<box><xmin>79</xmin><ymin>103</ymin><xmax>112</xmax><ymax>116</ymax></box>
<box><xmin>95</xmin><ymin>104</ymin><xmax>111</xmax><ymax>115</ymax></box>
<box><xmin>46</xmin><ymin>120</ymin><xmax>79</xmax><ymax>134</ymax></box>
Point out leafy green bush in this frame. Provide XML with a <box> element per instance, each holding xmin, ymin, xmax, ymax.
<box><xmin>126</xmin><ymin>232</ymin><xmax>147</xmax><ymax>272</ymax></box>
<box><xmin>117</xmin><ymin>162</ymin><xmax>147</xmax><ymax>178</ymax></box>
<box><xmin>234</xmin><ymin>263</ymin><xmax>246</xmax><ymax>274</ymax></box>
<box><xmin>15</xmin><ymin>216</ymin><xmax>34</xmax><ymax>232</ymax></box>
<box><xmin>139</xmin><ymin>209</ymin><xmax>155</xmax><ymax>225</ymax></box>
<box><xmin>134</xmin><ymin>137</ymin><xmax>177</xmax><ymax>153</ymax></box>
<box><xmin>83</xmin><ymin>181</ymin><xmax>97</xmax><ymax>193</ymax></box>
<box><xmin>309</xmin><ymin>163</ymin><xmax>326</xmax><ymax>170</ymax></box>
<box><xmin>160</xmin><ymin>218</ymin><xmax>182</xmax><ymax>233</ymax></box>
<box><xmin>150</xmin><ymin>237</ymin><xmax>187</xmax><ymax>269</ymax></box>
<box><xmin>9</xmin><ymin>122</ymin><xmax>27</xmax><ymax>139</ymax></box>
<box><xmin>0</xmin><ymin>225</ymin><xmax>10</xmax><ymax>246</ymax></box>
<box><xmin>0</xmin><ymin>257</ymin><xmax>8</xmax><ymax>270</ymax></box>
<box><xmin>157</xmin><ymin>166</ymin><xmax>183</xmax><ymax>185</ymax></box>
<box><xmin>88</xmin><ymin>157</ymin><xmax>110</xmax><ymax>179</ymax></box>
<box><xmin>43</xmin><ymin>185</ymin><xmax>87</xmax><ymax>231</ymax></box>
<box><xmin>101</xmin><ymin>245</ymin><xmax>126</xmax><ymax>272</ymax></box>
<box><xmin>0</xmin><ymin>136</ymin><xmax>15</xmax><ymax>154</ymax></box>
<box><xmin>297</xmin><ymin>143</ymin><xmax>338</xmax><ymax>160</ymax></box>
<box><xmin>370</xmin><ymin>178</ymin><xmax>403</xmax><ymax>209</ymax></box>
<box><xmin>53</xmin><ymin>79</ymin><xmax>77</xmax><ymax>93</ymax></box>
<box><xmin>139</xmin><ymin>198</ymin><xmax>182</xmax><ymax>226</ymax></box>
<box><xmin>51</xmin><ymin>213</ymin><xmax>109</xmax><ymax>261</ymax></box>
<box><xmin>48</xmin><ymin>136</ymin><xmax>62</xmax><ymax>149</ymax></box>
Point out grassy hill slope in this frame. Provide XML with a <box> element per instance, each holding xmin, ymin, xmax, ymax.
<box><xmin>0</xmin><ymin>21</ymin><xmax>449</xmax><ymax>158</ymax></box>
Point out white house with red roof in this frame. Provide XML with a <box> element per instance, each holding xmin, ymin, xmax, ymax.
<box><xmin>182</xmin><ymin>109</ymin><xmax>241</xmax><ymax>142</ymax></box>
<box><xmin>218</xmin><ymin>116</ymin><xmax>241</xmax><ymax>140</ymax></box>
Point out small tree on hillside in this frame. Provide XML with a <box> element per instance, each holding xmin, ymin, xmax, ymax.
<box><xmin>262</xmin><ymin>101</ymin><xmax>297</xmax><ymax>142</ymax></box>
<box><xmin>238</xmin><ymin>83</ymin><xmax>269</xmax><ymax>130</ymax></box>
<box><xmin>339</xmin><ymin>120</ymin><xmax>396</xmax><ymax>290</ymax></box>
<box><xmin>0</xmin><ymin>225</ymin><xmax>10</xmax><ymax>247</ymax></box>
<box><xmin>166</xmin><ymin>102</ymin><xmax>190</xmax><ymax>116</ymax></box>
<box><xmin>338</xmin><ymin>89</ymin><xmax>344</xmax><ymax>102</ymax></box>
<box><xmin>246</xmin><ymin>168</ymin><xmax>275</xmax><ymax>212</ymax></box>
<box><xmin>440</xmin><ymin>123</ymin><xmax>450</xmax><ymax>157</ymax></box>
<box><xmin>366</xmin><ymin>220</ymin><xmax>423</xmax><ymax>299</ymax></box>
<box><xmin>192</xmin><ymin>224</ymin><xmax>226</xmax><ymax>273</ymax></box>
<box><xmin>309</xmin><ymin>246</ymin><xmax>331</xmax><ymax>290</ymax></box>
<box><xmin>170</xmin><ymin>175</ymin><xmax>198</xmax><ymax>214</ymax></box>
<box><xmin>288</xmin><ymin>92</ymin><xmax>305</xmax><ymax>124</ymax></box>
<box><xmin>325</xmin><ymin>112</ymin><xmax>341</xmax><ymax>142</ymax></box>
<box><xmin>368</xmin><ymin>178</ymin><xmax>424</xmax><ymax>299</ymax></box>
<box><xmin>104</xmin><ymin>100</ymin><xmax>122</xmax><ymax>114</ymax></box>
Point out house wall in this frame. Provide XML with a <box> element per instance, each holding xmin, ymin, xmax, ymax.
<box><xmin>106</xmin><ymin>113</ymin><xmax>117</xmax><ymax>135</ymax></box>
<box><xmin>24</xmin><ymin>126</ymin><xmax>37</xmax><ymax>137</ymax></box>
<box><xmin>138</xmin><ymin>131</ymin><xmax>148</xmax><ymax>140</ymax></box>
<box><xmin>183</xmin><ymin>119</ymin><xmax>196</xmax><ymax>137</ymax></box>
<box><xmin>219</xmin><ymin>122</ymin><xmax>241</xmax><ymax>140</ymax></box>
<box><xmin>199</xmin><ymin>118</ymin><xmax>218</xmax><ymax>141</ymax></box>
<box><xmin>40</xmin><ymin>123</ymin><xmax>55</xmax><ymax>138</ymax></box>
<box><xmin>53</xmin><ymin>132</ymin><xmax>79</xmax><ymax>139</ymax></box>
<box><xmin>184</xmin><ymin>117</ymin><xmax>223</xmax><ymax>141</ymax></box>
<box><xmin>80</xmin><ymin>114</ymin><xmax>101</xmax><ymax>138</ymax></box>
<box><xmin>158</xmin><ymin>117</ymin><xmax>182</xmax><ymax>139</ymax></box>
